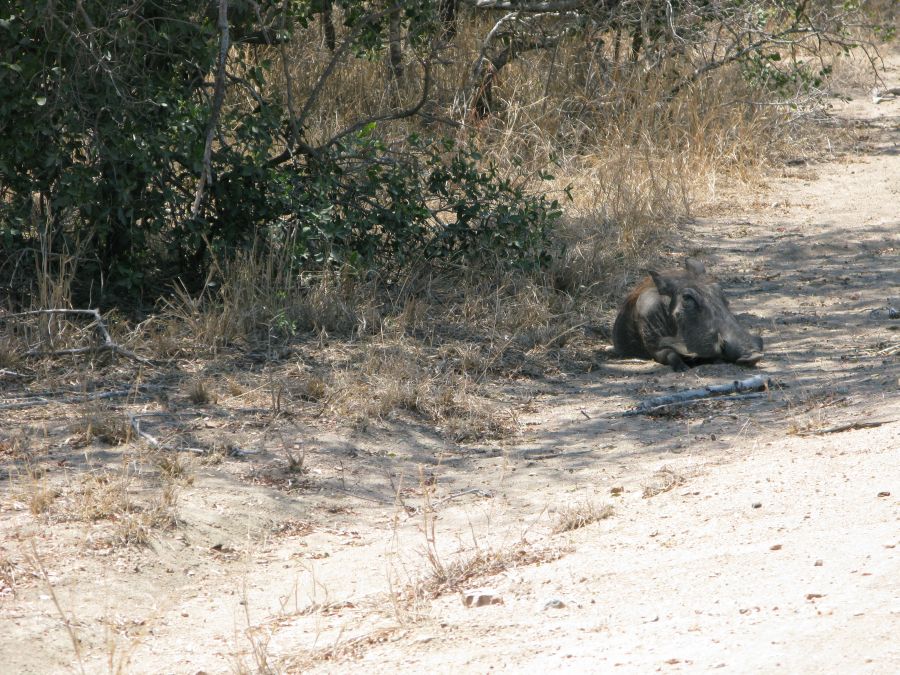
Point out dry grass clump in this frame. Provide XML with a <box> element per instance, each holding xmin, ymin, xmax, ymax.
<box><xmin>56</xmin><ymin>460</ymin><xmax>181</xmax><ymax>546</ymax></box>
<box><xmin>0</xmin><ymin>336</ymin><xmax>25</xmax><ymax>371</ymax></box>
<box><xmin>0</xmin><ymin>434</ymin><xmax>29</xmax><ymax>461</ymax></box>
<box><xmin>642</xmin><ymin>466</ymin><xmax>688</xmax><ymax>499</ymax></box>
<box><xmin>70</xmin><ymin>410</ymin><xmax>132</xmax><ymax>446</ymax></box>
<box><xmin>28</xmin><ymin>482</ymin><xmax>60</xmax><ymax>515</ymax></box>
<box><xmin>0</xmin><ymin>551</ymin><xmax>20</xmax><ymax>596</ymax></box>
<box><xmin>186</xmin><ymin>378</ymin><xmax>216</xmax><ymax>405</ymax></box>
<box><xmin>73</xmin><ymin>471</ymin><xmax>138</xmax><ymax>521</ymax></box>
<box><xmin>151</xmin><ymin>261</ymin><xmax>602</xmax><ymax>441</ymax></box>
<box><xmin>552</xmin><ymin>501</ymin><xmax>615</xmax><ymax>534</ymax></box>
<box><xmin>324</xmin><ymin>339</ymin><xmax>516</xmax><ymax>441</ymax></box>
<box><xmin>414</xmin><ymin>542</ymin><xmax>571</xmax><ymax>602</ymax></box>
<box><xmin>299</xmin><ymin>627</ymin><xmax>402</xmax><ymax>666</ymax></box>
<box><xmin>158</xmin><ymin>250</ymin><xmax>384</xmax><ymax>355</ymax></box>
<box><xmin>156</xmin><ymin>453</ymin><xmax>194</xmax><ymax>483</ymax></box>
<box><xmin>3</xmin><ymin>442</ymin><xmax>59</xmax><ymax>516</ymax></box>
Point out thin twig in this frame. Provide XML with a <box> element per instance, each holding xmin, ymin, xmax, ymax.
<box><xmin>30</xmin><ymin>541</ymin><xmax>86</xmax><ymax>675</ymax></box>
<box><xmin>320</xmin><ymin>57</ymin><xmax>434</xmax><ymax>150</ymax></box>
<box><xmin>404</xmin><ymin>488</ymin><xmax>494</xmax><ymax>515</ymax></box>
<box><xmin>128</xmin><ymin>412</ymin><xmax>209</xmax><ymax>454</ymax></box>
<box><xmin>431</xmin><ymin>488</ymin><xmax>493</xmax><ymax>509</ymax></box>
<box><xmin>624</xmin><ymin>375</ymin><xmax>772</xmax><ymax>416</ymax></box>
<box><xmin>522</xmin><ymin>448</ymin><xmax>596</xmax><ymax>460</ymax></box>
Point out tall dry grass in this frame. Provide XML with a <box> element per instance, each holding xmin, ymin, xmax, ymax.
<box><xmin>179</xmin><ymin>14</ymin><xmax>802</xmax><ymax>317</ymax></box>
<box><xmin>253</xmin><ymin>9</ymin><xmax>809</xmax><ymax>303</ymax></box>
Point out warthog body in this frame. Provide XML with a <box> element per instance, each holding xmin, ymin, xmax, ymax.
<box><xmin>613</xmin><ymin>259</ymin><xmax>764</xmax><ymax>371</ymax></box>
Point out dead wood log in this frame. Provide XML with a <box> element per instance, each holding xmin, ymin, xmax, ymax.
<box><xmin>624</xmin><ymin>374</ymin><xmax>771</xmax><ymax>416</ymax></box>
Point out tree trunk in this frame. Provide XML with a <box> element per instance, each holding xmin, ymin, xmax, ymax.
<box><xmin>388</xmin><ymin>4</ymin><xmax>403</xmax><ymax>80</ymax></box>
<box><xmin>321</xmin><ymin>1</ymin><xmax>335</xmax><ymax>52</ymax></box>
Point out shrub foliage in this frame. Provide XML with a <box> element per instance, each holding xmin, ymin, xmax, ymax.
<box><xmin>0</xmin><ymin>1</ymin><xmax>887</xmax><ymax>305</ymax></box>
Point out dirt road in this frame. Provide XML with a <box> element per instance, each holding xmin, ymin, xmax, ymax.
<box><xmin>2</xmin><ymin>53</ymin><xmax>898</xmax><ymax>675</ymax></box>
<box><xmin>296</xmin><ymin>53</ymin><xmax>900</xmax><ymax>674</ymax></box>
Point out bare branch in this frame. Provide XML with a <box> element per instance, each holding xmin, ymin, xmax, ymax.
<box><xmin>278</xmin><ymin>0</ymin><xmax>300</xmax><ymax>150</ymax></box>
<box><xmin>1</xmin><ymin>309</ymin><xmax>152</xmax><ymax>365</ymax></box>
<box><xmin>624</xmin><ymin>375</ymin><xmax>772</xmax><ymax>416</ymax></box>
<box><xmin>266</xmin><ymin>14</ymin><xmax>367</xmax><ymax>166</ymax></box>
<box><xmin>799</xmin><ymin>419</ymin><xmax>894</xmax><ymax>436</ymax></box>
<box><xmin>191</xmin><ymin>0</ymin><xmax>230</xmax><ymax>219</ymax></box>
<box><xmin>319</xmin><ymin>57</ymin><xmax>434</xmax><ymax>150</ymax></box>
<box><xmin>388</xmin><ymin>2</ymin><xmax>404</xmax><ymax>80</ymax></box>
<box><xmin>470</xmin><ymin>13</ymin><xmax>577</xmax><ymax>117</ymax></box>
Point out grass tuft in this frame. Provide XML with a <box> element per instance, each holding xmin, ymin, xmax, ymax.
<box><xmin>552</xmin><ymin>501</ymin><xmax>615</xmax><ymax>534</ymax></box>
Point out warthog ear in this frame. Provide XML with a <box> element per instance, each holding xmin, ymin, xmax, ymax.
<box><xmin>684</xmin><ymin>258</ymin><xmax>706</xmax><ymax>276</ymax></box>
<box><xmin>648</xmin><ymin>270</ymin><xmax>678</xmax><ymax>297</ymax></box>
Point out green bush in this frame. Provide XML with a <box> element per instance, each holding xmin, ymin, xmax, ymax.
<box><xmin>0</xmin><ymin>1</ymin><xmax>559</xmax><ymax>305</ymax></box>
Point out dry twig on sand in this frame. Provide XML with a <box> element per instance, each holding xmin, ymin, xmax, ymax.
<box><xmin>129</xmin><ymin>412</ymin><xmax>215</xmax><ymax>455</ymax></box>
<box><xmin>624</xmin><ymin>375</ymin><xmax>772</xmax><ymax>416</ymax></box>
<box><xmin>799</xmin><ymin>419</ymin><xmax>894</xmax><ymax>436</ymax></box>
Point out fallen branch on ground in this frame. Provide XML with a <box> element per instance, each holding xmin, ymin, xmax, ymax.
<box><xmin>624</xmin><ymin>375</ymin><xmax>772</xmax><ymax>416</ymax></box>
<box><xmin>0</xmin><ymin>309</ymin><xmax>152</xmax><ymax>365</ymax></box>
<box><xmin>129</xmin><ymin>412</ymin><xmax>224</xmax><ymax>454</ymax></box>
<box><xmin>799</xmin><ymin>419</ymin><xmax>894</xmax><ymax>436</ymax></box>
<box><xmin>631</xmin><ymin>391</ymin><xmax>768</xmax><ymax>416</ymax></box>
<box><xmin>127</xmin><ymin>411</ymin><xmax>259</xmax><ymax>455</ymax></box>
<box><xmin>0</xmin><ymin>386</ymin><xmax>157</xmax><ymax>411</ymax></box>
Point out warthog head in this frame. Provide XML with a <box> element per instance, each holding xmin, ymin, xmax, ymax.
<box><xmin>613</xmin><ymin>259</ymin><xmax>764</xmax><ymax>371</ymax></box>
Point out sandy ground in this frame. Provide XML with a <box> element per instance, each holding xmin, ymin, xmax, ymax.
<box><xmin>1</xmin><ymin>53</ymin><xmax>898</xmax><ymax>674</ymax></box>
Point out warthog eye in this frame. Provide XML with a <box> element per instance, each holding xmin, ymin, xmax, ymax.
<box><xmin>681</xmin><ymin>291</ymin><xmax>698</xmax><ymax>308</ymax></box>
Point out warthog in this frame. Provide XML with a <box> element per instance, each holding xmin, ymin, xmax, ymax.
<box><xmin>613</xmin><ymin>259</ymin><xmax>764</xmax><ymax>371</ymax></box>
